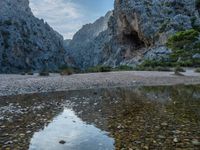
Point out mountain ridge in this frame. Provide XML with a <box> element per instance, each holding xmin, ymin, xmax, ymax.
<box><xmin>0</xmin><ymin>0</ymin><xmax>66</xmax><ymax>73</ymax></box>
<box><xmin>65</xmin><ymin>0</ymin><xmax>200</xmax><ymax>69</ymax></box>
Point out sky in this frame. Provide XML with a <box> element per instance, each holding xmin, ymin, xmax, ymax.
<box><xmin>29</xmin><ymin>0</ymin><xmax>114</xmax><ymax>39</ymax></box>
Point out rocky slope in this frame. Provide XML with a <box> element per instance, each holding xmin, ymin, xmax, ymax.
<box><xmin>0</xmin><ymin>0</ymin><xmax>66</xmax><ymax>73</ymax></box>
<box><xmin>66</xmin><ymin>0</ymin><xmax>200</xmax><ymax>69</ymax></box>
<box><xmin>65</xmin><ymin>11</ymin><xmax>113</xmax><ymax>69</ymax></box>
<box><xmin>103</xmin><ymin>0</ymin><xmax>200</xmax><ymax>67</ymax></box>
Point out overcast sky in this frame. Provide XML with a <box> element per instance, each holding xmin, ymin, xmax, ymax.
<box><xmin>29</xmin><ymin>0</ymin><xmax>114</xmax><ymax>39</ymax></box>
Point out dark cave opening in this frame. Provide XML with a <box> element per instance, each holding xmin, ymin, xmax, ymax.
<box><xmin>122</xmin><ymin>31</ymin><xmax>145</xmax><ymax>50</ymax></box>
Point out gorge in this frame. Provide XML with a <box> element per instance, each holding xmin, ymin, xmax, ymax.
<box><xmin>1</xmin><ymin>0</ymin><xmax>200</xmax><ymax>72</ymax></box>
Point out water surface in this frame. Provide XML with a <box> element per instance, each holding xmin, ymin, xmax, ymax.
<box><xmin>0</xmin><ymin>85</ymin><xmax>200</xmax><ymax>150</ymax></box>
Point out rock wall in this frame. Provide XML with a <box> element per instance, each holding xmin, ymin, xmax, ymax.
<box><xmin>102</xmin><ymin>0</ymin><xmax>200</xmax><ymax>67</ymax></box>
<box><xmin>65</xmin><ymin>11</ymin><xmax>113</xmax><ymax>69</ymax></box>
<box><xmin>65</xmin><ymin>0</ymin><xmax>200</xmax><ymax>69</ymax></box>
<box><xmin>0</xmin><ymin>0</ymin><xmax>66</xmax><ymax>73</ymax></box>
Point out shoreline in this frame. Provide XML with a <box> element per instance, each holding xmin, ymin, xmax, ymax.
<box><xmin>0</xmin><ymin>70</ymin><xmax>200</xmax><ymax>97</ymax></box>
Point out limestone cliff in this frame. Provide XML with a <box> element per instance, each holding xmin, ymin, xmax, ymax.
<box><xmin>65</xmin><ymin>0</ymin><xmax>200</xmax><ymax>69</ymax></box>
<box><xmin>102</xmin><ymin>0</ymin><xmax>200</xmax><ymax>67</ymax></box>
<box><xmin>65</xmin><ymin>11</ymin><xmax>113</xmax><ymax>69</ymax></box>
<box><xmin>0</xmin><ymin>0</ymin><xmax>66</xmax><ymax>73</ymax></box>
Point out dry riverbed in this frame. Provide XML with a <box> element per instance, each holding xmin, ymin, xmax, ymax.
<box><xmin>0</xmin><ymin>70</ymin><xmax>200</xmax><ymax>96</ymax></box>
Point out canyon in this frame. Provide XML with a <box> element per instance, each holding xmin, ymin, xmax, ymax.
<box><xmin>0</xmin><ymin>0</ymin><xmax>200</xmax><ymax>72</ymax></box>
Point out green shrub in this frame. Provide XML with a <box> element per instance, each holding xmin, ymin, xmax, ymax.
<box><xmin>140</xmin><ymin>60</ymin><xmax>174</xmax><ymax>68</ymax></box>
<box><xmin>174</xmin><ymin>66</ymin><xmax>185</xmax><ymax>73</ymax></box>
<box><xmin>191</xmin><ymin>17</ymin><xmax>200</xmax><ymax>31</ymax></box>
<box><xmin>87</xmin><ymin>65</ymin><xmax>112</xmax><ymax>73</ymax></box>
<box><xmin>173</xmin><ymin>66</ymin><xmax>185</xmax><ymax>76</ymax></box>
<box><xmin>135</xmin><ymin>66</ymin><xmax>154</xmax><ymax>71</ymax></box>
<box><xmin>154</xmin><ymin>66</ymin><xmax>172</xmax><ymax>72</ymax></box>
<box><xmin>167</xmin><ymin>29</ymin><xmax>198</xmax><ymax>50</ymax></box>
<box><xmin>167</xmin><ymin>29</ymin><xmax>199</xmax><ymax>60</ymax></box>
<box><xmin>195</xmin><ymin>68</ymin><xmax>200</xmax><ymax>73</ymax></box>
<box><xmin>20</xmin><ymin>72</ymin><xmax>26</xmax><ymax>75</ymax></box>
<box><xmin>135</xmin><ymin>65</ymin><xmax>172</xmax><ymax>72</ymax></box>
<box><xmin>59</xmin><ymin>65</ymin><xmax>75</xmax><ymax>75</ymax></box>
<box><xmin>39</xmin><ymin>69</ymin><xmax>49</xmax><ymax>76</ymax></box>
<box><xmin>193</xmin><ymin>59</ymin><xmax>200</xmax><ymax>67</ymax></box>
<box><xmin>159</xmin><ymin>20</ymin><xmax>169</xmax><ymax>33</ymax></box>
<box><xmin>196</xmin><ymin>0</ymin><xmax>200</xmax><ymax>8</ymax></box>
<box><xmin>27</xmin><ymin>71</ymin><xmax>34</xmax><ymax>75</ymax></box>
<box><xmin>3</xmin><ymin>20</ymin><xmax>12</xmax><ymax>26</ymax></box>
<box><xmin>1</xmin><ymin>30</ymin><xmax>10</xmax><ymax>49</ymax></box>
<box><xmin>114</xmin><ymin>65</ymin><xmax>134</xmax><ymax>71</ymax></box>
<box><xmin>60</xmin><ymin>68</ymin><xmax>73</xmax><ymax>76</ymax></box>
<box><xmin>25</xmin><ymin>69</ymin><xmax>34</xmax><ymax>75</ymax></box>
<box><xmin>176</xmin><ymin>60</ymin><xmax>193</xmax><ymax>67</ymax></box>
<box><xmin>166</xmin><ymin>29</ymin><xmax>200</xmax><ymax>67</ymax></box>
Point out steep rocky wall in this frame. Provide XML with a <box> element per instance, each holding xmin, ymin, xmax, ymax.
<box><xmin>102</xmin><ymin>0</ymin><xmax>200</xmax><ymax>67</ymax></box>
<box><xmin>65</xmin><ymin>11</ymin><xmax>113</xmax><ymax>69</ymax></box>
<box><xmin>0</xmin><ymin>0</ymin><xmax>66</xmax><ymax>73</ymax></box>
<box><xmin>66</xmin><ymin>0</ymin><xmax>200</xmax><ymax>69</ymax></box>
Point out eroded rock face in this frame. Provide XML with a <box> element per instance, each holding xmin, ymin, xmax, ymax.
<box><xmin>102</xmin><ymin>0</ymin><xmax>200</xmax><ymax>67</ymax></box>
<box><xmin>66</xmin><ymin>0</ymin><xmax>200</xmax><ymax>69</ymax></box>
<box><xmin>0</xmin><ymin>0</ymin><xmax>66</xmax><ymax>73</ymax></box>
<box><xmin>113</xmin><ymin>0</ymin><xmax>197</xmax><ymax>45</ymax></box>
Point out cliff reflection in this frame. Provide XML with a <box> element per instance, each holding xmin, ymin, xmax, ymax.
<box><xmin>0</xmin><ymin>85</ymin><xmax>200</xmax><ymax>150</ymax></box>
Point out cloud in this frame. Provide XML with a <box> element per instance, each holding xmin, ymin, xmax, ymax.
<box><xmin>30</xmin><ymin>0</ymin><xmax>83</xmax><ymax>39</ymax></box>
<box><xmin>29</xmin><ymin>0</ymin><xmax>114</xmax><ymax>39</ymax></box>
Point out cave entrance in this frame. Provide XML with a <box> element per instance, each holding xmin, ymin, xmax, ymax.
<box><xmin>122</xmin><ymin>31</ymin><xmax>145</xmax><ymax>50</ymax></box>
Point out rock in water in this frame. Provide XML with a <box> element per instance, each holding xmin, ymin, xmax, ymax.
<box><xmin>192</xmin><ymin>139</ymin><xmax>200</xmax><ymax>146</ymax></box>
<box><xmin>59</xmin><ymin>140</ymin><xmax>66</xmax><ymax>144</ymax></box>
<box><xmin>0</xmin><ymin>0</ymin><xmax>66</xmax><ymax>73</ymax></box>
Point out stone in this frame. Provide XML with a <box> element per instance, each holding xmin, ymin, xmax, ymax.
<box><xmin>19</xmin><ymin>133</ymin><xmax>25</xmax><ymax>137</ymax></box>
<box><xmin>193</xmin><ymin>53</ymin><xmax>200</xmax><ymax>59</ymax></box>
<box><xmin>158</xmin><ymin>135</ymin><xmax>166</xmax><ymax>139</ymax></box>
<box><xmin>173</xmin><ymin>138</ymin><xmax>178</xmax><ymax>143</ymax></box>
<box><xmin>59</xmin><ymin>140</ymin><xmax>66</xmax><ymax>144</ymax></box>
<box><xmin>26</xmin><ymin>131</ymin><xmax>31</xmax><ymax>134</ymax></box>
<box><xmin>161</xmin><ymin>122</ymin><xmax>168</xmax><ymax>126</ymax></box>
<box><xmin>4</xmin><ymin>141</ymin><xmax>13</xmax><ymax>145</ymax></box>
<box><xmin>192</xmin><ymin>139</ymin><xmax>200</xmax><ymax>146</ymax></box>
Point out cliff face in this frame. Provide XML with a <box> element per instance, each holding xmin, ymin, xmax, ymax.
<box><xmin>0</xmin><ymin>0</ymin><xmax>66</xmax><ymax>73</ymax></box>
<box><xmin>102</xmin><ymin>0</ymin><xmax>200</xmax><ymax>66</ymax></box>
<box><xmin>65</xmin><ymin>11</ymin><xmax>113</xmax><ymax>69</ymax></box>
<box><xmin>66</xmin><ymin>0</ymin><xmax>200</xmax><ymax>69</ymax></box>
<box><xmin>4</xmin><ymin>0</ymin><xmax>198</xmax><ymax>72</ymax></box>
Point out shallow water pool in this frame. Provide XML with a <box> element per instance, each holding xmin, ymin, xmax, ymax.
<box><xmin>0</xmin><ymin>85</ymin><xmax>200</xmax><ymax>149</ymax></box>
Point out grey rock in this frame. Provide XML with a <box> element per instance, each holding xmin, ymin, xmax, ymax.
<box><xmin>144</xmin><ymin>46</ymin><xmax>172</xmax><ymax>61</ymax></box>
<box><xmin>192</xmin><ymin>139</ymin><xmax>200</xmax><ymax>146</ymax></box>
<box><xmin>173</xmin><ymin>137</ymin><xmax>179</xmax><ymax>143</ymax></box>
<box><xmin>101</xmin><ymin>0</ymin><xmax>198</xmax><ymax>67</ymax></box>
<box><xmin>65</xmin><ymin>0</ymin><xmax>200</xmax><ymax>69</ymax></box>
<box><xmin>158</xmin><ymin>135</ymin><xmax>166</xmax><ymax>139</ymax></box>
<box><xmin>59</xmin><ymin>140</ymin><xmax>66</xmax><ymax>144</ymax></box>
<box><xmin>0</xmin><ymin>0</ymin><xmax>67</xmax><ymax>73</ymax></box>
<box><xmin>193</xmin><ymin>53</ymin><xmax>200</xmax><ymax>59</ymax></box>
<box><xmin>65</xmin><ymin>11</ymin><xmax>113</xmax><ymax>69</ymax></box>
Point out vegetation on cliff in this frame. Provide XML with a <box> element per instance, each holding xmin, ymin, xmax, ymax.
<box><xmin>167</xmin><ymin>29</ymin><xmax>200</xmax><ymax>66</ymax></box>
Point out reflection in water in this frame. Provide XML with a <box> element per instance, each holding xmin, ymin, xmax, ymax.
<box><xmin>0</xmin><ymin>85</ymin><xmax>200</xmax><ymax>150</ymax></box>
<box><xmin>30</xmin><ymin>109</ymin><xmax>114</xmax><ymax>150</ymax></box>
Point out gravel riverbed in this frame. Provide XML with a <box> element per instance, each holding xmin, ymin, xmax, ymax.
<box><xmin>0</xmin><ymin>70</ymin><xmax>200</xmax><ymax>96</ymax></box>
